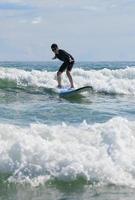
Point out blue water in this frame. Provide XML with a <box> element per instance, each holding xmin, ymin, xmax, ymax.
<box><xmin>0</xmin><ymin>61</ymin><xmax>135</xmax><ymax>200</ymax></box>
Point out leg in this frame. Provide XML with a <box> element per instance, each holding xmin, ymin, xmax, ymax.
<box><xmin>66</xmin><ymin>70</ymin><xmax>74</xmax><ymax>88</ymax></box>
<box><xmin>66</xmin><ymin>61</ymin><xmax>74</xmax><ymax>88</ymax></box>
<box><xmin>57</xmin><ymin>71</ymin><xmax>62</xmax><ymax>88</ymax></box>
<box><xmin>57</xmin><ymin>62</ymin><xmax>67</xmax><ymax>88</ymax></box>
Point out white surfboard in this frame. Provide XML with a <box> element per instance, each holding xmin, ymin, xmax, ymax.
<box><xmin>58</xmin><ymin>86</ymin><xmax>93</xmax><ymax>97</ymax></box>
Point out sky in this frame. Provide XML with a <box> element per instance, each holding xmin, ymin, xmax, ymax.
<box><xmin>0</xmin><ymin>0</ymin><xmax>135</xmax><ymax>61</ymax></box>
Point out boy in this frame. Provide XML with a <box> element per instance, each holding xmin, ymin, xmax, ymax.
<box><xmin>51</xmin><ymin>43</ymin><xmax>75</xmax><ymax>88</ymax></box>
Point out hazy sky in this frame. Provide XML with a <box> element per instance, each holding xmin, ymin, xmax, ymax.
<box><xmin>0</xmin><ymin>0</ymin><xmax>135</xmax><ymax>61</ymax></box>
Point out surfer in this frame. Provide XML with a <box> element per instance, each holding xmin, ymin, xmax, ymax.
<box><xmin>51</xmin><ymin>43</ymin><xmax>75</xmax><ymax>88</ymax></box>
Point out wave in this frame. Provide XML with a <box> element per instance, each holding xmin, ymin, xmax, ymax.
<box><xmin>0</xmin><ymin>67</ymin><xmax>135</xmax><ymax>95</ymax></box>
<box><xmin>0</xmin><ymin>117</ymin><xmax>135</xmax><ymax>187</ymax></box>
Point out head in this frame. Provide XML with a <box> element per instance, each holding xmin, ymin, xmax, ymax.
<box><xmin>51</xmin><ymin>43</ymin><xmax>58</xmax><ymax>52</ymax></box>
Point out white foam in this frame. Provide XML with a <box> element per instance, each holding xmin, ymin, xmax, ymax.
<box><xmin>0</xmin><ymin>117</ymin><xmax>135</xmax><ymax>187</ymax></box>
<box><xmin>0</xmin><ymin>66</ymin><xmax>135</xmax><ymax>95</ymax></box>
<box><xmin>0</xmin><ymin>67</ymin><xmax>56</xmax><ymax>88</ymax></box>
<box><xmin>73</xmin><ymin>67</ymin><xmax>135</xmax><ymax>95</ymax></box>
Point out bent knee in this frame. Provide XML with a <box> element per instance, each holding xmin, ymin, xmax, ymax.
<box><xmin>57</xmin><ymin>71</ymin><xmax>62</xmax><ymax>76</ymax></box>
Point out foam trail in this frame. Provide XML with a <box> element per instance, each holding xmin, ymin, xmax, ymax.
<box><xmin>0</xmin><ymin>67</ymin><xmax>135</xmax><ymax>94</ymax></box>
<box><xmin>0</xmin><ymin>117</ymin><xmax>135</xmax><ymax>187</ymax></box>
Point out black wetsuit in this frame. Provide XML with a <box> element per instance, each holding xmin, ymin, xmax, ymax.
<box><xmin>55</xmin><ymin>49</ymin><xmax>74</xmax><ymax>73</ymax></box>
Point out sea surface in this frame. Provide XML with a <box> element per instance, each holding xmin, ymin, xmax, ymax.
<box><xmin>0</xmin><ymin>61</ymin><xmax>135</xmax><ymax>200</ymax></box>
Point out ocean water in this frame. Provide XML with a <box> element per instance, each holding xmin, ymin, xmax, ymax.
<box><xmin>0</xmin><ymin>61</ymin><xmax>135</xmax><ymax>200</ymax></box>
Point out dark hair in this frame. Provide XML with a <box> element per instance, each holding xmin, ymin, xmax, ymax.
<box><xmin>51</xmin><ymin>43</ymin><xmax>58</xmax><ymax>49</ymax></box>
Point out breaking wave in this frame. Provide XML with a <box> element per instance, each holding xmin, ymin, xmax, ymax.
<box><xmin>0</xmin><ymin>117</ymin><xmax>135</xmax><ymax>187</ymax></box>
<box><xmin>0</xmin><ymin>66</ymin><xmax>135</xmax><ymax>95</ymax></box>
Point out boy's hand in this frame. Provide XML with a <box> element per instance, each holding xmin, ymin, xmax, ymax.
<box><xmin>52</xmin><ymin>56</ymin><xmax>56</xmax><ymax>60</ymax></box>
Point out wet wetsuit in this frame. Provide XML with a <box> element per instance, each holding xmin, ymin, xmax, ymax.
<box><xmin>55</xmin><ymin>49</ymin><xmax>75</xmax><ymax>73</ymax></box>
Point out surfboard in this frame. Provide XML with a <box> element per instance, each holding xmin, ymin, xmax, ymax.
<box><xmin>58</xmin><ymin>86</ymin><xmax>93</xmax><ymax>97</ymax></box>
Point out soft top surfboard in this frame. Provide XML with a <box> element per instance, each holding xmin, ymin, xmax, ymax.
<box><xmin>58</xmin><ymin>86</ymin><xmax>93</xmax><ymax>97</ymax></box>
